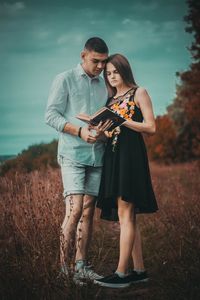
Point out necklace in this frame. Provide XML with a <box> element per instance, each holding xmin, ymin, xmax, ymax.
<box><xmin>109</xmin><ymin>87</ymin><xmax>135</xmax><ymax>106</ymax></box>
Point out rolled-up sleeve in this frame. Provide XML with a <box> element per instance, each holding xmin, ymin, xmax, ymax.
<box><xmin>45</xmin><ymin>74</ymin><xmax>68</xmax><ymax>132</ymax></box>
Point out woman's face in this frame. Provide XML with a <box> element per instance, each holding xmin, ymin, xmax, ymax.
<box><xmin>105</xmin><ymin>62</ymin><xmax>124</xmax><ymax>88</ymax></box>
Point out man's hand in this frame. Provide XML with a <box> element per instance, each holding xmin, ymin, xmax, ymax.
<box><xmin>80</xmin><ymin>126</ymin><xmax>97</xmax><ymax>144</ymax></box>
<box><xmin>89</xmin><ymin>120</ymin><xmax>113</xmax><ymax>140</ymax></box>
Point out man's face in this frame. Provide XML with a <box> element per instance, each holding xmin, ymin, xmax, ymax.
<box><xmin>81</xmin><ymin>50</ymin><xmax>108</xmax><ymax>77</ymax></box>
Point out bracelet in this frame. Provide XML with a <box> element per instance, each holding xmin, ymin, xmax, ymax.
<box><xmin>78</xmin><ymin>127</ymin><xmax>82</xmax><ymax>138</ymax></box>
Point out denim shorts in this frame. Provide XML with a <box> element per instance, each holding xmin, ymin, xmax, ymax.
<box><xmin>57</xmin><ymin>156</ymin><xmax>102</xmax><ymax>198</ymax></box>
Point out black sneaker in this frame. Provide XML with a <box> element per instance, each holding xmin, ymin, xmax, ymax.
<box><xmin>127</xmin><ymin>270</ymin><xmax>149</xmax><ymax>284</ymax></box>
<box><xmin>94</xmin><ymin>273</ymin><xmax>131</xmax><ymax>288</ymax></box>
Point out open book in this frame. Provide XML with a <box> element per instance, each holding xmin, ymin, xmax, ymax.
<box><xmin>76</xmin><ymin>106</ymin><xmax>126</xmax><ymax>131</ymax></box>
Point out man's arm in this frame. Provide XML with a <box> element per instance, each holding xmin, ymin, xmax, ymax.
<box><xmin>63</xmin><ymin>123</ymin><xmax>97</xmax><ymax>144</ymax></box>
<box><xmin>45</xmin><ymin>73</ymin><xmax>69</xmax><ymax>132</ymax></box>
<box><xmin>45</xmin><ymin>74</ymin><xmax>97</xmax><ymax>143</ymax></box>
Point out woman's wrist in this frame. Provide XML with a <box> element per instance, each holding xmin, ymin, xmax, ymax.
<box><xmin>122</xmin><ymin>120</ymin><xmax>129</xmax><ymax>127</ymax></box>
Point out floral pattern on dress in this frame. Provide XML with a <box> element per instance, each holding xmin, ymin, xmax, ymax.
<box><xmin>108</xmin><ymin>91</ymin><xmax>136</xmax><ymax>152</ymax></box>
<box><xmin>110</xmin><ymin>97</ymin><xmax>135</xmax><ymax>121</ymax></box>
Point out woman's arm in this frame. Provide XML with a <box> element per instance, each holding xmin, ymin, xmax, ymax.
<box><xmin>123</xmin><ymin>87</ymin><xmax>156</xmax><ymax>135</ymax></box>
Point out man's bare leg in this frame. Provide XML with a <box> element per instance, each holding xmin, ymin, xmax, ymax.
<box><xmin>75</xmin><ymin>195</ymin><xmax>95</xmax><ymax>262</ymax></box>
<box><xmin>60</xmin><ymin>194</ymin><xmax>83</xmax><ymax>269</ymax></box>
<box><xmin>73</xmin><ymin>195</ymin><xmax>103</xmax><ymax>280</ymax></box>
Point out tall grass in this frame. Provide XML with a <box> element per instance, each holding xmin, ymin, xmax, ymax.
<box><xmin>0</xmin><ymin>162</ymin><xmax>200</xmax><ymax>299</ymax></box>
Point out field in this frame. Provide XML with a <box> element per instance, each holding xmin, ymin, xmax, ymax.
<box><xmin>0</xmin><ymin>161</ymin><xmax>200</xmax><ymax>300</ymax></box>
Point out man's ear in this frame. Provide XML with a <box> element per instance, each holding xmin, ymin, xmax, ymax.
<box><xmin>81</xmin><ymin>50</ymin><xmax>86</xmax><ymax>61</ymax></box>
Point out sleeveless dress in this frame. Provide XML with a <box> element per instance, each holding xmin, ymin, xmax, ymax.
<box><xmin>96</xmin><ymin>87</ymin><xmax>158</xmax><ymax>221</ymax></box>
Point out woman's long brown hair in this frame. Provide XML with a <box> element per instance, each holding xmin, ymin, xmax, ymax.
<box><xmin>103</xmin><ymin>54</ymin><xmax>137</xmax><ymax>97</ymax></box>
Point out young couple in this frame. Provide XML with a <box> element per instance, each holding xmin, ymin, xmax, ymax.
<box><xmin>45</xmin><ymin>37</ymin><xmax>158</xmax><ymax>289</ymax></box>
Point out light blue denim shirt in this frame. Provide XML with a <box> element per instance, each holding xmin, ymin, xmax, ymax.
<box><xmin>45</xmin><ymin>63</ymin><xmax>108</xmax><ymax>166</ymax></box>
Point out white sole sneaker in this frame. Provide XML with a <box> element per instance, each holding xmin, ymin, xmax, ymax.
<box><xmin>94</xmin><ymin>280</ymin><xmax>131</xmax><ymax>288</ymax></box>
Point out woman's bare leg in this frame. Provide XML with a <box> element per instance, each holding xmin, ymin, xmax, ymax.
<box><xmin>132</xmin><ymin>223</ymin><xmax>145</xmax><ymax>271</ymax></box>
<box><xmin>116</xmin><ymin>198</ymin><xmax>135</xmax><ymax>274</ymax></box>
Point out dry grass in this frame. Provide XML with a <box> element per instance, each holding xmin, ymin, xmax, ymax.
<box><xmin>0</xmin><ymin>162</ymin><xmax>200</xmax><ymax>300</ymax></box>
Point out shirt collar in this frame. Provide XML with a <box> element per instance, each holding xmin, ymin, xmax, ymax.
<box><xmin>76</xmin><ymin>63</ymin><xmax>100</xmax><ymax>81</ymax></box>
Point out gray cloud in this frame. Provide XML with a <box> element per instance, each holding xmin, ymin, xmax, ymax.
<box><xmin>0</xmin><ymin>1</ymin><xmax>25</xmax><ymax>16</ymax></box>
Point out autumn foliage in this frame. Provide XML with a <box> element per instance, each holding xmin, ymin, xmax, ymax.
<box><xmin>0</xmin><ymin>140</ymin><xmax>58</xmax><ymax>176</ymax></box>
<box><xmin>147</xmin><ymin>0</ymin><xmax>200</xmax><ymax>163</ymax></box>
<box><xmin>144</xmin><ymin>115</ymin><xmax>176</xmax><ymax>163</ymax></box>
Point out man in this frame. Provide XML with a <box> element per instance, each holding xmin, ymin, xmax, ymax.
<box><xmin>45</xmin><ymin>37</ymin><xmax>109</xmax><ymax>284</ymax></box>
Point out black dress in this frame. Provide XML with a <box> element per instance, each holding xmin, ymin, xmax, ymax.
<box><xmin>96</xmin><ymin>87</ymin><xmax>158</xmax><ymax>221</ymax></box>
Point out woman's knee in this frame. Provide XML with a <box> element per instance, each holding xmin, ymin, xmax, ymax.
<box><xmin>118</xmin><ymin>213</ymin><xmax>135</xmax><ymax>225</ymax></box>
<box><xmin>118</xmin><ymin>200</ymin><xmax>135</xmax><ymax>222</ymax></box>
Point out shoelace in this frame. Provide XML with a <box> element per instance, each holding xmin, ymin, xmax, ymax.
<box><xmin>82</xmin><ymin>266</ymin><xmax>102</xmax><ymax>279</ymax></box>
<box><xmin>84</xmin><ymin>267</ymin><xmax>99</xmax><ymax>278</ymax></box>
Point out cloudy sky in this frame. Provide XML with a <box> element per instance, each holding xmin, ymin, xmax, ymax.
<box><xmin>0</xmin><ymin>0</ymin><xmax>192</xmax><ymax>155</ymax></box>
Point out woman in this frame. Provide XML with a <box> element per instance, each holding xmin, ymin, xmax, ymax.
<box><xmin>95</xmin><ymin>54</ymin><xmax>158</xmax><ymax>288</ymax></box>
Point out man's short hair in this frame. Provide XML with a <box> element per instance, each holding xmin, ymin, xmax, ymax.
<box><xmin>84</xmin><ymin>37</ymin><xmax>108</xmax><ymax>54</ymax></box>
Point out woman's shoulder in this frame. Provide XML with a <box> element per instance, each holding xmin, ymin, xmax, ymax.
<box><xmin>133</xmin><ymin>87</ymin><xmax>151</xmax><ymax>108</ymax></box>
<box><xmin>135</xmin><ymin>86</ymin><xmax>148</xmax><ymax>96</ymax></box>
